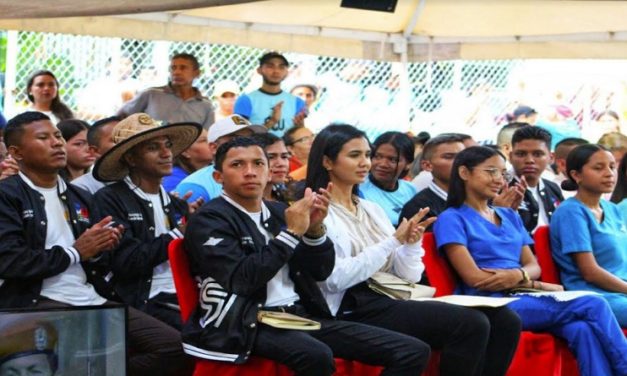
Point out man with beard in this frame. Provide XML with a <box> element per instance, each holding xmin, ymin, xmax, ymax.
<box><xmin>234</xmin><ymin>52</ymin><xmax>306</xmax><ymax>136</ymax></box>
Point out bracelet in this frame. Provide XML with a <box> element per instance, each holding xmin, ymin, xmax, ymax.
<box><xmin>518</xmin><ymin>267</ymin><xmax>530</xmax><ymax>283</ymax></box>
<box><xmin>305</xmin><ymin>224</ymin><xmax>327</xmax><ymax>239</ymax></box>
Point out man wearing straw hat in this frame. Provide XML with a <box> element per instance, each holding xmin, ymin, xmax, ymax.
<box><xmin>93</xmin><ymin>113</ymin><xmax>202</xmax><ymax>330</ymax></box>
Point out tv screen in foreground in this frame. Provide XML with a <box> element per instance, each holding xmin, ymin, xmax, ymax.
<box><xmin>0</xmin><ymin>304</ymin><xmax>126</xmax><ymax>376</ymax></box>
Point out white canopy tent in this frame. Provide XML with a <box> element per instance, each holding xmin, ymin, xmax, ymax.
<box><xmin>2</xmin><ymin>0</ymin><xmax>627</xmax><ymax>62</ymax></box>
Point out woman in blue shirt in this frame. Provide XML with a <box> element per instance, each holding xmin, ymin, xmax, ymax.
<box><xmin>359</xmin><ymin>131</ymin><xmax>417</xmax><ymax>226</ymax></box>
<box><xmin>551</xmin><ymin>144</ymin><xmax>627</xmax><ymax>326</ymax></box>
<box><xmin>435</xmin><ymin>146</ymin><xmax>627</xmax><ymax>376</ymax></box>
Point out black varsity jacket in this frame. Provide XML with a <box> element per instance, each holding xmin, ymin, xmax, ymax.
<box><xmin>510</xmin><ymin>177</ymin><xmax>564</xmax><ymax>234</ymax></box>
<box><xmin>0</xmin><ymin>174</ymin><xmax>114</xmax><ymax>308</ymax></box>
<box><xmin>181</xmin><ymin>196</ymin><xmax>334</xmax><ymax>364</ymax></box>
<box><xmin>93</xmin><ymin>179</ymin><xmax>188</xmax><ymax>311</ymax></box>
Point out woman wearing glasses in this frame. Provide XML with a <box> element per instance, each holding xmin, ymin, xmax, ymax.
<box><xmin>284</xmin><ymin>125</ymin><xmax>315</xmax><ymax>181</ymax></box>
<box><xmin>308</xmin><ymin>125</ymin><xmax>522</xmax><ymax>376</ymax></box>
<box><xmin>359</xmin><ymin>131</ymin><xmax>417</xmax><ymax>226</ymax></box>
<box><xmin>434</xmin><ymin>146</ymin><xmax>627</xmax><ymax>376</ymax></box>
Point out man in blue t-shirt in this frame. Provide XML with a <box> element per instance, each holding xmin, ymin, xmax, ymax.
<box><xmin>234</xmin><ymin>52</ymin><xmax>306</xmax><ymax>136</ymax></box>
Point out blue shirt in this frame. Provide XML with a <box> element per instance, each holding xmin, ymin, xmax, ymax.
<box><xmin>550</xmin><ymin>197</ymin><xmax>627</xmax><ymax>293</ymax></box>
<box><xmin>618</xmin><ymin>199</ymin><xmax>627</xmax><ymax>226</ymax></box>
<box><xmin>162</xmin><ymin>166</ymin><xmax>189</xmax><ymax>193</ymax></box>
<box><xmin>173</xmin><ymin>165</ymin><xmax>222</xmax><ymax>203</ymax></box>
<box><xmin>234</xmin><ymin>90</ymin><xmax>305</xmax><ymax>136</ymax></box>
<box><xmin>434</xmin><ymin>205</ymin><xmax>533</xmax><ymax>296</ymax></box>
<box><xmin>359</xmin><ymin>177</ymin><xmax>417</xmax><ymax>226</ymax></box>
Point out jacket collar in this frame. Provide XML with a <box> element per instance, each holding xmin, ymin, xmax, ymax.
<box><xmin>19</xmin><ymin>171</ymin><xmax>67</xmax><ymax>194</ymax></box>
<box><xmin>221</xmin><ymin>193</ymin><xmax>271</xmax><ymax>224</ymax></box>
<box><xmin>123</xmin><ymin>176</ymin><xmax>171</xmax><ymax>206</ymax></box>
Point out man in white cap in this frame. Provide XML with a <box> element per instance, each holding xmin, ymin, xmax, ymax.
<box><xmin>173</xmin><ymin>114</ymin><xmax>266</xmax><ymax>203</ymax></box>
<box><xmin>93</xmin><ymin>113</ymin><xmax>202</xmax><ymax>330</ymax></box>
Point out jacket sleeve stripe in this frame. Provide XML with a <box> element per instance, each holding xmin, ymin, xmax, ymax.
<box><xmin>64</xmin><ymin>246</ymin><xmax>81</xmax><ymax>264</ymax></box>
<box><xmin>276</xmin><ymin>231</ymin><xmax>299</xmax><ymax>249</ymax></box>
<box><xmin>182</xmin><ymin>343</ymin><xmax>239</xmax><ymax>362</ymax></box>
<box><xmin>302</xmin><ymin>234</ymin><xmax>327</xmax><ymax>247</ymax></box>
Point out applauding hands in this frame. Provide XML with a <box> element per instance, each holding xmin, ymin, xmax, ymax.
<box><xmin>395</xmin><ymin>207</ymin><xmax>436</xmax><ymax>245</ymax></box>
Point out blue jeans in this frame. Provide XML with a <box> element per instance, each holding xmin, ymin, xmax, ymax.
<box><xmin>509</xmin><ymin>294</ymin><xmax>627</xmax><ymax>376</ymax></box>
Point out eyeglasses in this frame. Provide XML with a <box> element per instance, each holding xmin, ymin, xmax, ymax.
<box><xmin>481</xmin><ymin>168</ymin><xmax>513</xmax><ymax>182</ymax></box>
<box><xmin>292</xmin><ymin>135</ymin><xmax>315</xmax><ymax>144</ymax></box>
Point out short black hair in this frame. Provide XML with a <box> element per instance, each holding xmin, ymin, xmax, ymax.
<box><xmin>171</xmin><ymin>53</ymin><xmax>200</xmax><ymax>70</ymax></box>
<box><xmin>88</xmin><ymin>116</ymin><xmax>120</xmax><ymax>147</ymax></box>
<box><xmin>259</xmin><ymin>51</ymin><xmax>289</xmax><ymax>67</ymax></box>
<box><xmin>511</xmin><ymin>126</ymin><xmax>552</xmax><ymax>150</ymax></box>
<box><xmin>554</xmin><ymin>137</ymin><xmax>588</xmax><ymax>160</ymax></box>
<box><xmin>283</xmin><ymin>126</ymin><xmax>308</xmax><ymax>146</ymax></box>
<box><xmin>496</xmin><ymin>122</ymin><xmax>527</xmax><ymax>146</ymax></box>
<box><xmin>421</xmin><ymin>134</ymin><xmax>465</xmax><ymax>161</ymax></box>
<box><xmin>251</xmin><ymin>133</ymin><xmax>282</xmax><ymax>149</ymax></box>
<box><xmin>214</xmin><ymin>136</ymin><xmax>265</xmax><ymax>172</ymax></box>
<box><xmin>4</xmin><ymin>111</ymin><xmax>51</xmax><ymax>147</ymax></box>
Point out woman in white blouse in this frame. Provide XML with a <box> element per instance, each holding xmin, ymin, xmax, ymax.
<box><xmin>305</xmin><ymin>124</ymin><xmax>522</xmax><ymax>376</ymax></box>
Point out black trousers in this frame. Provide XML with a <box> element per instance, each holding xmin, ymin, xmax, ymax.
<box><xmin>338</xmin><ymin>284</ymin><xmax>522</xmax><ymax>376</ymax></box>
<box><xmin>252</xmin><ymin>304</ymin><xmax>428</xmax><ymax>376</ymax></box>
<box><xmin>146</xmin><ymin>292</ymin><xmax>182</xmax><ymax>330</ymax></box>
<box><xmin>35</xmin><ymin>298</ymin><xmax>194</xmax><ymax>376</ymax></box>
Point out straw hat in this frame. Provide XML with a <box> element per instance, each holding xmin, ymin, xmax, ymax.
<box><xmin>93</xmin><ymin>113</ymin><xmax>202</xmax><ymax>182</ymax></box>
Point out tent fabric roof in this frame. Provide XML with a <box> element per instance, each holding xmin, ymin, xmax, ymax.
<box><xmin>2</xmin><ymin>0</ymin><xmax>627</xmax><ymax>61</ymax></box>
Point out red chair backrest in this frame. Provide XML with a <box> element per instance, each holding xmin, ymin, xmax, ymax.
<box><xmin>168</xmin><ymin>238</ymin><xmax>200</xmax><ymax>322</ymax></box>
<box><xmin>533</xmin><ymin>226</ymin><xmax>562</xmax><ymax>284</ymax></box>
<box><xmin>421</xmin><ymin>232</ymin><xmax>457</xmax><ymax>296</ymax></box>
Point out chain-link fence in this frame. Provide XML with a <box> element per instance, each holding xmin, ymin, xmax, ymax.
<box><xmin>1</xmin><ymin>30</ymin><xmax>626</xmax><ymax>143</ymax></box>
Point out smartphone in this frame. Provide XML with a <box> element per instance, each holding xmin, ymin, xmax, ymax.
<box><xmin>104</xmin><ymin>221</ymin><xmax>117</xmax><ymax>229</ymax></box>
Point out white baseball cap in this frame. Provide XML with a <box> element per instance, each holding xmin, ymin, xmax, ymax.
<box><xmin>213</xmin><ymin>80</ymin><xmax>240</xmax><ymax>98</ymax></box>
<box><xmin>207</xmin><ymin>115</ymin><xmax>266</xmax><ymax>143</ymax></box>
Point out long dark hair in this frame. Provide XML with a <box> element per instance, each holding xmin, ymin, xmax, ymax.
<box><xmin>306</xmin><ymin>124</ymin><xmax>367</xmax><ymax>196</ymax></box>
<box><xmin>26</xmin><ymin>70</ymin><xmax>74</xmax><ymax>121</ymax></box>
<box><xmin>611</xmin><ymin>152</ymin><xmax>627</xmax><ymax>203</ymax></box>
<box><xmin>561</xmin><ymin>144</ymin><xmax>609</xmax><ymax>192</ymax></box>
<box><xmin>447</xmin><ymin>146</ymin><xmax>505</xmax><ymax>208</ymax></box>
<box><xmin>57</xmin><ymin>119</ymin><xmax>90</xmax><ymax>182</ymax></box>
<box><xmin>371</xmin><ymin>131</ymin><xmax>415</xmax><ymax>180</ymax></box>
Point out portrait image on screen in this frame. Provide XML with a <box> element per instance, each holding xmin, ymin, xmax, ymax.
<box><xmin>0</xmin><ymin>305</ymin><xmax>126</xmax><ymax>376</ymax></box>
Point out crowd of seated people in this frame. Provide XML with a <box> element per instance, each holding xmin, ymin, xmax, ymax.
<box><xmin>1</xmin><ymin>50</ymin><xmax>627</xmax><ymax>376</ymax></box>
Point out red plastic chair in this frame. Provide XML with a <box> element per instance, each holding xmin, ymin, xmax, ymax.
<box><xmin>533</xmin><ymin>226</ymin><xmax>562</xmax><ymax>284</ymax></box>
<box><xmin>422</xmin><ymin>232</ymin><xmax>565</xmax><ymax>376</ymax></box>
<box><xmin>168</xmin><ymin>239</ymin><xmax>397</xmax><ymax>376</ymax></box>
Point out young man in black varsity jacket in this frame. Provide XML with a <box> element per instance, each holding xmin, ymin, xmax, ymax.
<box><xmin>93</xmin><ymin>113</ymin><xmax>202</xmax><ymax>330</ymax></box>
<box><xmin>509</xmin><ymin>126</ymin><xmax>564</xmax><ymax>235</ymax></box>
<box><xmin>182</xmin><ymin>137</ymin><xmax>426</xmax><ymax>376</ymax></box>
